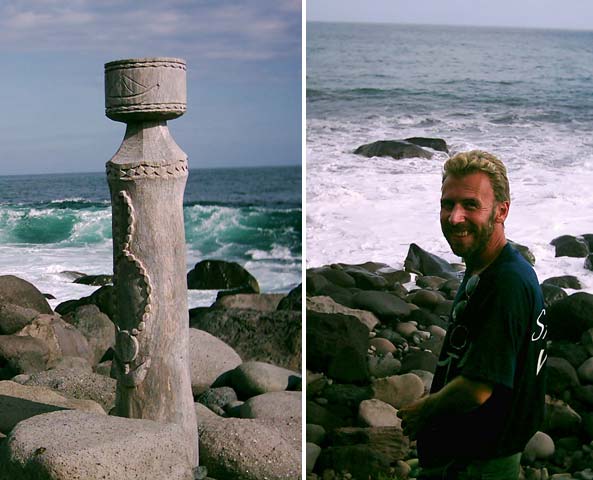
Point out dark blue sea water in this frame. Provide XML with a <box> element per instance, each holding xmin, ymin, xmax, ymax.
<box><xmin>0</xmin><ymin>166</ymin><xmax>301</xmax><ymax>306</ymax></box>
<box><xmin>307</xmin><ymin>22</ymin><xmax>593</xmax><ymax>292</ymax></box>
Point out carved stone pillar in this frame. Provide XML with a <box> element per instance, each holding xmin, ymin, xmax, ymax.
<box><xmin>104</xmin><ymin>57</ymin><xmax>198</xmax><ymax>466</ymax></box>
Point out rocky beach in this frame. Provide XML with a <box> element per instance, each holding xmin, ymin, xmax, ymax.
<box><xmin>0</xmin><ymin>260</ymin><xmax>302</xmax><ymax>480</ymax></box>
<box><xmin>306</xmin><ymin>238</ymin><xmax>593</xmax><ymax>480</ymax></box>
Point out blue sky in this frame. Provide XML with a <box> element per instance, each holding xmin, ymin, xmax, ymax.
<box><xmin>308</xmin><ymin>0</ymin><xmax>593</xmax><ymax>31</ymax></box>
<box><xmin>1</xmin><ymin>0</ymin><xmax>301</xmax><ymax>175</ymax></box>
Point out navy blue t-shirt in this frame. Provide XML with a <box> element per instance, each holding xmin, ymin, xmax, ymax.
<box><xmin>417</xmin><ymin>243</ymin><xmax>547</xmax><ymax>467</ymax></box>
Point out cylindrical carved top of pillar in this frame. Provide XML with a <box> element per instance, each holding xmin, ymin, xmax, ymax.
<box><xmin>105</xmin><ymin>57</ymin><xmax>186</xmax><ymax>123</ymax></box>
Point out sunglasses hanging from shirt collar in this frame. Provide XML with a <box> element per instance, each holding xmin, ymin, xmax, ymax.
<box><xmin>451</xmin><ymin>273</ymin><xmax>480</xmax><ymax>322</ymax></box>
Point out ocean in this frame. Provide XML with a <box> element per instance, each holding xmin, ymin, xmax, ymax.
<box><xmin>0</xmin><ymin>166</ymin><xmax>301</xmax><ymax>308</ymax></box>
<box><xmin>307</xmin><ymin>22</ymin><xmax>593</xmax><ymax>292</ymax></box>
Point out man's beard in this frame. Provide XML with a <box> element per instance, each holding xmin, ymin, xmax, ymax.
<box><xmin>443</xmin><ymin>207</ymin><xmax>496</xmax><ymax>262</ymax></box>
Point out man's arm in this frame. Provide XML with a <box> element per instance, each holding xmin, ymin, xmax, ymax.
<box><xmin>397</xmin><ymin>375</ymin><xmax>493</xmax><ymax>439</ymax></box>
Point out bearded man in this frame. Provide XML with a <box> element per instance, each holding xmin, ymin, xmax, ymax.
<box><xmin>398</xmin><ymin>151</ymin><xmax>547</xmax><ymax>479</ymax></box>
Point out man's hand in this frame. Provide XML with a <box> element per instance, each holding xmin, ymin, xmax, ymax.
<box><xmin>397</xmin><ymin>396</ymin><xmax>432</xmax><ymax>440</ymax></box>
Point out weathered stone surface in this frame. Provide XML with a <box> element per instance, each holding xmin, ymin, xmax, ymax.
<box><xmin>368</xmin><ymin>354</ymin><xmax>402</xmax><ymax>378</ymax></box>
<box><xmin>187</xmin><ymin>259</ymin><xmax>259</xmax><ymax>293</ymax></box>
<box><xmin>548</xmin><ymin>341</ymin><xmax>589</xmax><ymax>369</ymax></box>
<box><xmin>416</xmin><ymin>275</ymin><xmax>447</xmax><ymax>290</ymax></box>
<box><xmin>523</xmin><ymin>431</ymin><xmax>555</xmax><ymax>463</ymax></box>
<box><xmin>0</xmin><ymin>410</ymin><xmax>193</xmax><ymax>480</ymax></box>
<box><xmin>370</xmin><ymin>337</ymin><xmax>396</xmax><ymax>355</ymax></box>
<box><xmin>547</xmin><ymin>293</ymin><xmax>593</xmax><ymax>341</ymax></box>
<box><xmin>404</xmin><ymin>243</ymin><xmax>458</xmax><ymax>279</ymax></box>
<box><xmin>543</xmin><ymin>275</ymin><xmax>582</xmax><ymax>290</ymax></box>
<box><xmin>401</xmin><ymin>350</ymin><xmax>438</xmax><ymax>374</ymax></box>
<box><xmin>190</xmin><ymin>308</ymin><xmax>301</xmax><ymax>370</ymax></box>
<box><xmin>306</xmin><ymin>310</ymin><xmax>369</xmax><ymax>383</ymax></box>
<box><xmin>307</xmin><ymin>442</ymin><xmax>321</xmax><ymax>475</ymax></box>
<box><xmin>313</xmin><ymin>267</ymin><xmax>356</xmax><ymax>288</ymax></box>
<box><xmin>0</xmin><ymin>304</ymin><xmax>39</xmax><ymax>335</ymax></box>
<box><xmin>358</xmin><ymin>399</ymin><xmax>401</xmax><ymax>428</ymax></box>
<box><xmin>541</xmin><ymin>283</ymin><xmax>568</xmax><ymax>308</ymax></box>
<box><xmin>306</xmin><ymin>271</ymin><xmax>330</xmax><ymax>295</ymax></box>
<box><xmin>410</xmin><ymin>369</ymin><xmax>434</xmax><ymax>395</ymax></box>
<box><xmin>55</xmin><ymin>285</ymin><xmax>114</xmax><ymax>321</ymax></box>
<box><xmin>542</xmin><ymin>396</ymin><xmax>581</xmax><ymax>435</ymax></box>
<box><xmin>230</xmin><ymin>361</ymin><xmax>300</xmax><ymax>399</ymax></box>
<box><xmin>196</xmin><ymin>386</ymin><xmax>238</xmax><ymax>414</ymax></box>
<box><xmin>232</xmin><ymin>391</ymin><xmax>301</xmax><ymax>420</ymax></box>
<box><xmin>321</xmin><ymin>383</ymin><xmax>373</xmax><ymax>410</ymax></box>
<box><xmin>345</xmin><ymin>269</ymin><xmax>389</xmax><ymax>290</ymax></box>
<box><xmin>407</xmin><ymin>289</ymin><xmax>444</xmax><ymax>310</ymax></box>
<box><xmin>307</xmin><ymin>423</ymin><xmax>326</xmax><ymax>445</ymax></box>
<box><xmin>73</xmin><ymin>274</ymin><xmax>113</xmax><ymax>286</ymax></box>
<box><xmin>354</xmin><ymin>140</ymin><xmax>433</xmax><ymax>160</ymax></box>
<box><xmin>0</xmin><ymin>381</ymin><xmax>104</xmax><ymax>434</ymax></box>
<box><xmin>0</xmin><ymin>335</ymin><xmax>49</xmax><ymax>379</ymax></box>
<box><xmin>372</xmin><ymin>373</ymin><xmax>425</xmax><ymax>409</ymax></box>
<box><xmin>317</xmin><ymin>444</ymin><xmax>391</xmax><ymax>478</ymax></box>
<box><xmin>551</xmin><ymin>235</ymin><xmax>589</xmax><ymax>258</ymax></box>
<box><xmin>212</xmin><ymin>293</ymin><xmax>285</xmax><ymax>311</ymax></box>
<box><xmin>545</xmin><ymin>357</ymin><xmax>579</xmax><ymax>395</ymax></box>
<box><xmin>0</xmin><ymin>276</ymin><xmax>53</xmax><ymax>316</ymax></box>
<box><xmin>196</xmin><ymin>403</ymin><xmax>300</xmax><ymax>480</ymax></box>
<box><xmin>16</xmin><ymin>314</ymin><xmax>93</xmax><ymax>367</ymax></box>
<box><xmin>404</xmin><ymin>137</ymin><xmax>448</xmax><ymax>153</ymax></box>
<box><xmin>309</xmin><ymin>282</ymin><xmax>356</xmax><ymax>308</ymax></box>
<box><xmin>352</xmin><ymin>290</ymin><xmax>411</xmax><ymax>321</ymax></box>
<box><xmin>583</xmin><ymin>328</ymin><xmax>593</xmax><ymax>357</ymax></box>
<box><xmin>507</xmin><ymin>240</ymin><xmax>536</xmax><ymax>266</ymax></box>
<box><xmin>276</xmin><ymin>284</ymin><xmax>302</xmax><ymax>311</ymax></box>
<box><xmin>188</xmin><ymin>328</ymin><xmax>242</xmax><ymax>395</ymax></box>
<box><xmin>306</xmin><ymin>400</ymin><xmax>346</xmax><ymax>431</ymax></box>
<box><xmin>307</xmin><ymin>295</ymin><xmax>379</xmax><ymax>331</ymax></box>
<box><xmin>62</xmin><ymin>304</ymin><xmax>115</xmax><ymax>366</ymax></box>
<box><xmin>577</xmin><ymin>357</ymin><xmax>593</xmax><ymax>384</ymax></box>
<box><xmin>21</xmin><ymin>368</ymin><xmax>116</xmax><ymax>413</ymax></box>
<box><xmin>375</xmin><ymin>268</ymin><xmax>411</xmax><ymax>285</ymax></box>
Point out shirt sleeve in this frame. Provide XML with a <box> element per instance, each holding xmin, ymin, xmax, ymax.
<box><xmin>457</xmin><ymin>270</ymin><xmax>530</xmax><ymax>389</ymax></box>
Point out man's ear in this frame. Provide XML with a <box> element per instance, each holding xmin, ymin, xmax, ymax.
<box><xmin>495</xmin><ymin>201</ymin><xmax>510</xmax><ymax>223</ymax></box>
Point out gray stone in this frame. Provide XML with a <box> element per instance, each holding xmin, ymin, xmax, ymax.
<box><xmin>54</xmin><ymin>285</ymin><xmax>115</xmax><ymax>321</ymax></box>
<box><xmin>543</xmin><ymin>396</ymin><xmax>581</xmax><ymax>435</ymax></box>
<box><xmin>410</xmin><ymin>369</ymin><xmax>434</xmax><ymax>395</ymax></box>
<box><xmin>416</xmin><ymin>276</ymin><xmax>447</xmax><ymax>290</ymax></box>
<box><xmin>191</xmin><ymin>308</ymin><xmax>301</xmax><ymax>371</ymax></box>
<box><xmin>368</xmin><ymin>354</ymin><xmax>402</xmax><ymax>378</ymax></box>
<box><xmin>0</xmin><ymin>275</ymin><xmax>53</xmax><ymax>316</ymax></box>
<box><xmin>401</xmin><ymin>350</ymin><xmax>438</xmax><ymax>374</ymax></box>
<box><xmin>73</xmin><ymin>274</ymin><xmax>113</xmax><ymax>286</ymax></box>
<box><xmin>213</xmin><ymin>293</ymin><xmax>285</xmax><ymax>311</ymax></box>
<box><xmin>51</xmin><ymin>356</ymin><xmax>93</xmax><ymax>372</ymax></box>
<box><xmin>541</xmin><ymin>283</ymin><xmax>568</xmax><ymax>308</ymax></box>
<box><xmin>232</xmin><ymin>391</ymin><xmax>301</xmax><ymax>420</ymax></box>
<box><xmin>404</xmin><ymin>137</ymin><xmax>448</xmax><ymax>152</ymax></box>
<box><xmin>523</xmin><ymin>431</ymin><xmax>555</xmax><ymax>463</ymax></box>
<box><xmin>407</xmin><ymin>289</ymin><xmax>444</xmax><ymax>309</ymax></box>
<box><xmin>394</xmin><ymin>321</ymin><xmax>418</xmax><ymax>339</ymax></box>
<box><xmin>370</xmin><ymin>337</ymin><xmax>396</xmax><ymax>355</ymax></box>
<box><xmin>62</xmin><ymin>304</ymin><xmax>115</xmax><ymax>366</ymax></box>
<box><xmin>543</xmin><ymin>276</ymin><xmax>583</xmax><ymax>290</ymax></box>
<box><xmin>197</xmin><ymin>387</ymin><xmax>238</xmax><ymax>413</ymax></box>
<box><xmin>306</xmin><ymin>400</ymin><xmax>346</xmax><ymax>431</ymax></box>
<box><xmin>188</xmin><ymin>328</ymin><xmax>242</xmax><ymax>395</ymax></box>
<box><xmin>307</xmin><ymin>442</ymin><xmax>322</xmax><ymax>474</ymax></box>
<box><xmin>94</xmin><ymin>360</ymin><xmax>112</xmax><ymax>377</ymax></box>
<box><xmin>404</xmin><ymin>243</ymin><xmax>458</xmax><ymax>279</ymax></box>
<box><xmin>375</xmin><ymin>268</ymin><xmax>411</xmax><ymax>285</ymax></box>
<box><xmin>372</xmin><ymin>373</ymin><xmax>425</xmax><ymax>409</ymax></box>
<box><xmin>582</xmin><ymin>328</ymin><xmax>593</xmax><ymax>357</ymax></box>
<box><xmin>307</xmin><ymin>295</ymin><xmax>380</xmax><ymax>331</ymax></box>
<box><xmin>551</xmin><ymin>235</ymin><xmax>589</xmax><ymax>258</ymax></box>
<box><xmin>196</xmin><ymin>403</ymin><xmax>300</xmax><ymax>480</ymax></box>
<box><xmin>577</xmin><ymin>357</ymin><xmax>593</xmax><ymax>384</ymax></box>
<box><xmin>313</xmin><ymin>266</ymin><xmax>356</xmax><ymax>288</ymax></box>
<box><xmin>306</xmin><ymin>423</ymin><xmax>326</xmax><ymax>445</ymax></box>
<box><xmin>0</xmin><ymin>381</ymin><xmax>104</xmax><ymax>434</ymax></box>
<box><xmin>354</xmin><ymin>140</ymin><xmax>433</xmax><ymax>160</ymax></box>
<box><xmin>22</xmin><ymin>368</ymin><xmax>116</xmax><ymax>413</ymax></box>
<box><xmin>0</xmin><ymin>410</ymin><xmax>194</xmax><ymax>479</ymax></box>
<box><xmin>548</xmin><ymin>341</ymin><xmax>589</xmax><ymax>369</ymax></box>
<box><xmin>276</xmin><ymin>284</ymin><xmax>301</xmax><ymax>311</ymax></box>
<box><xmin>16</xmin><ymin>314</ymin><xmax>94</xmax><ymax>367</ymax></box>
<box><xmin>546</xmin><ymin>357</ymin><xmax>580</xmax><ymax>395</ymax></box>
<box><xmin>0</xmin><ymin>304</ymin><xmax>39</xmax><ymax>335</ymax></box>
<box><xmin>508</xmin><ymin>240</ymin><xmax>536</xmax><ymax>266</ymax></box>
<box><xmin>0</xmin><ymin>335</ymin><xmax>49</xmax><ymax>378</ymax></box>
<box><xmin>187</xmin><ymin>259</ymin><xmax>259</xmax><ymax>293</ymax></box>
<box><xmin>352</xmin><ymin>290</ymin><xmax>411</xmax><ymax>321</ymax></box>
<box><xmin>358</xmin><ymin>398</ymin><xmax>401</xmax><ymax>428</ymax></box>
<box><xmin>230</xmin><ymin>361</ymin><xmax>300</xmax><ymax>399</ymax></box>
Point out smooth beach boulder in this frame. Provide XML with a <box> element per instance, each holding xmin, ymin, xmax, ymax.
<box><xmin>352</xmin><ymin>290</ymin><xmax>411</xmax><ymax>321</ymax></box>
<box><xmin>551</xmin><ymin>235</ymin><xmax>589</xmax><ymax>258</ymax></box>
<box><xmin>306</xmin><ymin>310</ymin><xmax>369</xmax><ymax>383</ymax></box>
<box><xmin>0</xmin><ymin>335</ymin><xmax>49</xmax><ymax>378</ymax></box>
<box><xmin>73</xmin><ymin>274</ymin><xmax>113</xmax><ymax>286</ymax></box>
<box><xmin>543</xmin><ymin>275</ymin><xmax>582</xmax><ymax>290</ymax></box>
<box><xmin>0</xmin><ymin>304</ymin><xmax>39</xmax><ymax>335</ymax></box>
<box><xmin>188</xmin><ymin>328</ymin><xmax>242</xmax><ymax>395</ymax></box>
<box><xmin>187</xmin><ymin>259</ymin><xmax>260</xmax><ymax>293</ymax></box>
<box><xmin>541</xmin><ymin>283</ymin><xmax>567</xmax><ymax>308</ymax></box>
<box><xmin>229</xmin><ymin>361</ymin><xmax>300</xmax><ymax>398</ymax></box>
<box><xmin>545</xmin><ymin>357</ymin><xmax>579</xmax><ymax>396</ymax></box>
<box><xmin>212</xmin><ymin>293</ymin><xmax>285</xmax><ymax>311</ymax></box>
<box><xmin>313</xmin><ymin>266</ymin><xmax>356</xmax><ymax>288</ymax></box>
<box><xmin>196</xmin><ymin>387</ymin><xmax>238</xmax><ymax>415</ymax></box>
<box><xmin>523</xmin><ymin>431</ymin><xmax>555</xmax><ymax>463</ymax></box>
<box><xmin>0</xmin><ymin>410</ymin><xmax>194</xmax><ymax>480</ymax></box>
<box><xmin>231</xmin><ymin>391</ymin><xmax>301</xmax><ymax>420</ymax></box>
<box><xmin>55</xmin><ymin>285</ymin><xmax>114</xmax><ymax>321</ymax></box>
<box><xmin>276</xmin><ymin>284</ymin><xmax>302</xmax><ymax>311</ymax></box>
<box><xmin>354</xmin><ymin>140</ymin><xmax>433</xmax><ymax>160</ymax></box>
<box><xmin>0</xmin><ymin>275</ymin><xmax>53</xmax><ymax>316</ymax></box>
<box><xmin>404</xmin><ymin>137</ymin><xmax>449</xmax><ymax>153</ymax></box>
<box><xmin>372</xmin><ymin>373</ymin><xmax>425</xmax><ymax>409</ymax></box>
<box><xmin>0</xmin><ymin>381</ymin><xmax>104</xmax><ymax>434</ymax></box>
<box><xmin>404</xmin><ymin>243</ymin><xmax>459</xmax><ymax>279</ymax></box>
<box><xmin>307</xmin><ymin>295</ymin><xmax>379</xmax><ymax>331</ymax></box>
<box><xmin>547</xmin><ymin>292</ymin><xmax>593</xmax><ymax>341</ymax></box>
<box><xmin>190</xmin><ymin>308</ymin><xmax>301</xmax><ymax>371</ymax></box>
<box><xmin>358</xmin><ymin>398</ymin><xmax>402</xmax><ymax>428</ymax></box>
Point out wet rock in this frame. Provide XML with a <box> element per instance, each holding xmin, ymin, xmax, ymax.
<box><xmin>321</xmin><ymin>383</ymin><xmax>373</xmax><ymax>410</ymax></box>
<box><xmin>306</xmin><ymin>400</ymin><xmax>346</xmax><ymax>431</ymax></box>
<box><xmin>508</xmin><ymin>240</ymin><xmax>536</xmax><ymax>266</ymax></box>
<box><xmin>307</xmin><ymin>442</ymin><xmax>322</xmax><ymax>475</ymax></box>
<box><xmin>352</xmin><ymin>290</ymin><xmax>411</xmax><ymax>321</ymax></box>
<box><xmin>370</xmin><ymin>338</ymin><xmax>396</xmax><ymax>355</ymax></box>
<box><xmin>307</xmin><ymin>296</ymin><xmax>379</xmax><ymax>332</ymax></box>
<box><xmin>582</xmin><ymin>328</ymin><xmax>593</xmax><ymax>357</ymax></box>
<box><xmin>401</xmin><ymin>350</ymin><xmax>438</xmax><ymax>374</ymax></box>
<box><xmin>73</xmin><ymin>274</ymin><xmax>113</xmax><ymax>286</ymax></box>
<box><xmin>375</xmin><ymin>268</ymin><xmax>411</xmax><ymax>285</ymax></box>
<box><xmin>313</xmin><ymin>267</ymin><xmax>356</xmax><ymax>288</ymax></box>
<box><xmin>551</xmin><ymin>235</ymin><xmax>589</xmax><ymax>258</ymax></box>
<box><xmin>404</xmin><ymin>137</ymin><xmax>448</xmax><ymax>153</ymax></box>
<box><xmin>577</xmin><ymin>358</ymin><xmax>593</xmax><ymax>384</ymax></box>
<box><xmin>543</xmin><ymin>276</ymin><xmax>582</xmax><ymax>290</ymax></box>
<box><xmin>404</xmin><ymin>243</ymin><xmax>459</xmax><ymax>280</ymax></box>
<box><xmin>546</xmin><ymin>357</ymin><xmax>580</xmax><ymax>396</ymax></box>
<box><xmin>416</xmin><ymin>276</ymin><xmax>447</xmax><ymax>290</ymax></box>
<box><xmin>548</xmin><ymin>341</ymin><xmax>589</xmax><ymax>369</ymax></box>
<box><xmin>541</xmin><ymin>283</ymin><xmax>568</xmax><ymax>309</ymax></box>
<box><xmin>307</xmin><ymin>310</ymin><xmax>369</xmax><ymax>383</ymax></box>
<box><xmin>230</xmin><ymin>361</ymin><xmax>300</xmax><ymax>398</ymax></box>
<box><xmin>187</xmin><ymin>259</ymin><xmax>260</xmax><ymax>293</ymax></box>
<box><xmin>547</xmin><ymin>293</ymin><xmax>593</xmax><ymax>341</ymax></box>
<box><xmin>354</xmin><ymin>140</ymin><xmax>433</xmax><ymax>160</ymax></box>
<box><xmin>307</xmin><ymin>423</ymin><xmax>326</xmax><ymax>445</ymax></box>
<box><xmin>277</xmin><ymin>284</ymin><xmax>302</xmax><ymax>311</ymax></box>
<box><xmin>543</xmin><ymin>396</ymin><xmax>581</xmax><ymax>435</ymax></box>
<box><xmin>55</xmin><ymin>285</ymin><xmax>114</xmax><ymax>321</ymax></box>
<box><xmin>368</xmin><ymin>354</ymin><xmax>402</xmax><ymax>378</ymax></box>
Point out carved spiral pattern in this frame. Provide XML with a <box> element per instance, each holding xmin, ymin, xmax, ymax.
<box><xmin>105</xmin><ymin>60</ymin><xmax>186</xmax><ymax>72</ymax></box>
<box><xmin>106</xmin><ymin>103</ymin><xmax>186</xmax><ymax>115</ymax></box>
<box><xmin>107</xmin><ymin>159</ymin><xmax>188</xmax><ymax>180</ymax></box>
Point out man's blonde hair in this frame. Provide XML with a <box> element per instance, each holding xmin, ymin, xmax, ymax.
<box><xmin>442</xmin><ymin>150</ymin><xmax>510</xmax><ymax>203</ymax></box>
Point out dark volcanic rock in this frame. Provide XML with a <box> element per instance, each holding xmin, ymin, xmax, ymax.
<box><xmin>0</xmin><ymin>275</ymin><xmax>53</xmax><ymax>316</ymax></box>
<box><xmin>545</xmin><ymin>357</ymin><xmax>579</xmax><ymax>396</ymax></box>
<box><xmin>585</xmin><ymin>254</ymin><xmax>593</xmax><ymax>272</ymax></box>
<box><xmin>55</xmin><ymin>285</ymin><xmax>114</xmax><ymax>321</ymax></box>
<box><xmin>547</xmin><ymin>292</ymin><xmax>593</xmax><ymax>341</ymax></box>
<box><xmin>344</xmin><ymin>270</ymin><xmax>388</xmax><ymax>290</ymax></box>
<box><xmin>404</xmin><ymin>137</ymin><xmax>448</xmax><ymax>153</ymax></box>
<box><xmin>306</xmin><ymin>400</ymin><xmax>346</xmax><ymax>431</ymax></box>
<box><xmin>404</xmin><ymin>243</ymin><xmax>458</xmax><ymax>280</ymax></box>
<box><xmin>73</xmin><ymin>274</ymin><xmax>113</xmax><ymax>286</ymax></box>
<box><xmin>276</xmin><ymin>284</ymin><xmax>302</xmax><ymax>311</ymax></box>
<box><xmin>508</xmin><ymin>240</ymin><xmax>536</xmax><ymax>266</ymax></box>
<box><xmin>312</xmin><ymin>283</ymin><xmax>356</xmax><ymax>309</ymax></box>
<box><xmin>315</xmin><ymin>267</ymin><xmax>356</xmax><ymax>288</ymax></box>
<box><xmin>0</xmin><ymin>335</ymin><xmax>49</xmax><ymax>378</ymax></box>
<box><xmin>550</xmin><ymin>235</ymin><xmax>589</xmax><ymax>258</ymax></box>
<box><xmin>582</xmin><ymin>234</ymin><xmax>593</xmax><ymax>252</ymax></box>
<box><xmin>352</xmin><ymin>290</ymin><xmax>411</xmax><ymax>322</ymax></box>
<box><xmin>376</xmin><ymin>268</ymin><xmax>411</xmax><ymax>285</ymax></box>
<box><xmin>306</xmin><ymin>271</ymin><xmax>330</xmax><ymax>295</ymax></box>
<box><xmin>400</xmin><ymin>350</ymin><xmax>438</xmax><ymax>374</ymax></box>
<box><xmin>321</xmin><ymin>383</ymin><xmax>374</xmax><ymax>410</ymax></box>
<box><xmin>187</xmin><ymin>260</ymin><xmax>260</xmax><ymax>293</ymax></box>
<box><xmin>306</xmin><ymin>310</ymin><xmax>369</xmax><ymax>383</ymax></box>
<box><xmin>543</xmin><ymin>276</ymin><xmax>582</xmax><ymax>290</ymax></box>
<box><xmin>409</xmin><ymin>308</ymin><xmax>449</xmax><ymax>329</ymax></box>
<box><xmin>190</xmin><ymin>308</ymin><xmax>301</xmax><ymax>371</ymax></box>
<box><xmin>336</xmin><ymin>262</ymin><xmax>390</xmax><ymax>273</ymax></box>
<box><xmin>354</xmin><ymin>140</ymin><xmax>433</xmax><ymax>160</ymax></box>
<box><xmin>316</xmin><ymin>445</ymin><xmax>391</xmax><ymax>479</ymax></box>
<box><xmin>548</xmin><ymin>341</ymin><xmax>589</xmax><ymax>370</ymax></box>
<box><xmin>541</xmin><ymin>283</ymin><xmax>567</xmax><ymax>309</ymax></box>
